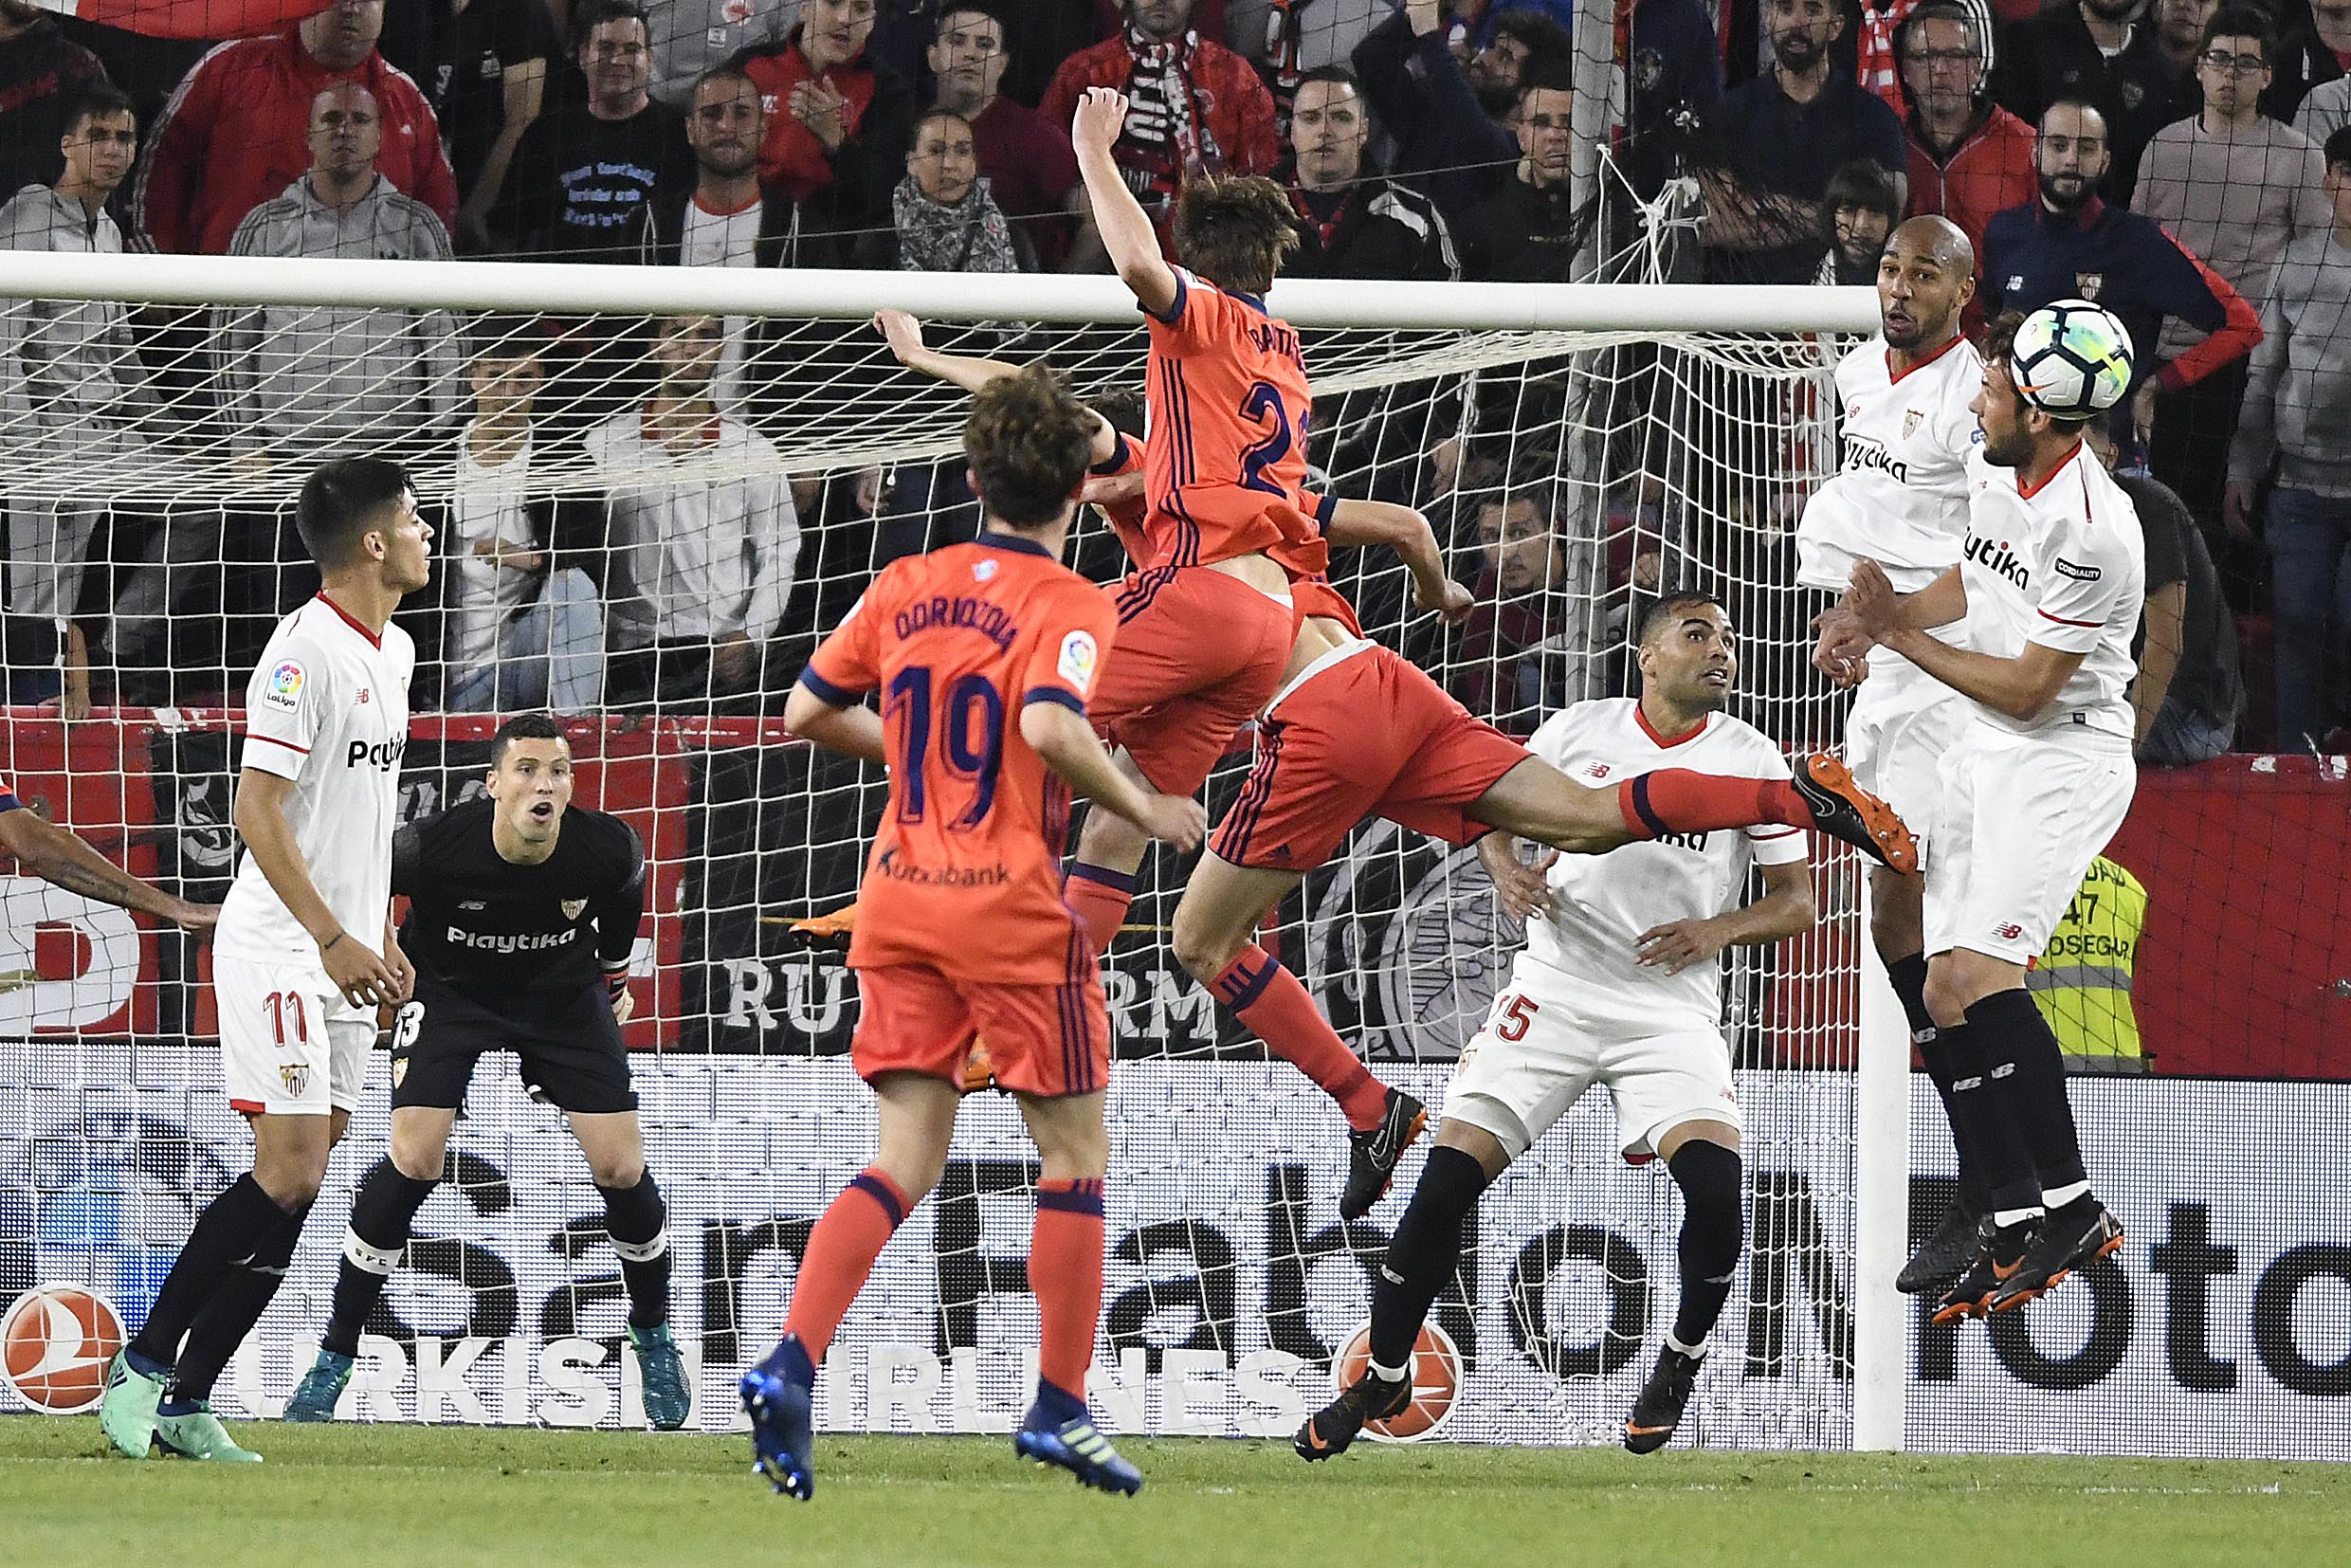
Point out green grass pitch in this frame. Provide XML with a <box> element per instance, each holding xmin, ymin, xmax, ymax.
<box><xmin>5</xmin><ymin>1419</ymin><xmax>2343</xmax><ymax>1567</ymax></box>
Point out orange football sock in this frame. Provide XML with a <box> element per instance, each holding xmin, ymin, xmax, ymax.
<box><xmin>1618</xmin><ymin>771</ymin><xmax>1805</xmax><ymax>838</ymax></box>
<box><xmin>1212</xmin><ymin>945</ymin><xmax>1387</xmax><ymax>1130</ymax></box>
<box><xmin>1064</xmin><ymin>863</ymin><xmax>1137</xmax><ymax>953</ymax></box>
<box><xmin>1031</xmin><ymin>1179</ymin><xmax>1106</xmax><ymax>1396</ymax></box>
<box><xmin>782</xmin><ymin>1168</ymin><xmax>907</xmax><ymax>1362</ymax></box>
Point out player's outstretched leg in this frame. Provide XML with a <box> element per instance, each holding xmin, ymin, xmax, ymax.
<box><xmin>1298</xmin><ymin>1130</ymin><xmax>1498</xmax><ymax>1462</ymax></box>
<box><xmin>1467</xmin><ymin>755</ymin><xmax>1919</xmax><ymax>875</ymax></box>
<box><xmin>1010</xmin><ymin>1093</ymin><xmax>1139</xmax><ymax>1496</ymax></box>
<box><xmin>1626</xmin><ymin>1131</ymin><xmax>1743</xmax><ymax>1454</ymax></box>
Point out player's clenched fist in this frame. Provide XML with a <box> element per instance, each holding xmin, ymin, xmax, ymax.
<box><xmin>1072</xmin><ymin>87</ymin><xmax>1128</xmax><ymax>153</ymax></box>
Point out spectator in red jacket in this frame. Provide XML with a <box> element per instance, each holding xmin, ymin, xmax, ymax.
<box><xmin>1041</xmin><ymin>0</ymin><xmax>1279</xmax><ymax>250</ymax></box>
<box><xmin>733</xmin><ymin>0</ymin><xmax>917</xmax><ymax>233</ymax></box>
<box><xmin>134</xmin><ymin>0</ymin><xmax>456</xmax><ymax>255</ymax></box>
<box><xmin>1899</xmin><ymin>1</ymin><xmax>2035</xmax><ymax>278</ymax></box>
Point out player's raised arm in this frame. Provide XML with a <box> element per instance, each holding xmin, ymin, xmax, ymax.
<box><xmin>0</xmin><ymin>802</ymin><xmax>217</xmax><ymax>937</ymax></box>
<box><xmin>1071</xmin><ymin>88</ymin><xmax>1180</xmax><ymax>319</ymax></box>
<box><xmin>1324</xmin><ymin>497</ymin><xmax>1475</xmax><ymax>622</ymax></box>
<box><xmin>233</xmin><ymin>767</ymin><xmax>400</xmax><ymax>1006</ymax></box>
<box><xmin>1019</xmin><ymin>698</ymin><xmax>1205</xmax><ymax>850</ymax></box>
<box><xmin>1848</xmin><ymin>556</ymin><xmax>2083</xmax><ymax>722</ymax></box>
<box><xmin>874</xmin><ymin>309</ymin><xmax>1121</xmax><ymax>465</ymax></box>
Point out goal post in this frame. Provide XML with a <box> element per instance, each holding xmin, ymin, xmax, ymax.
<box><xmin>0</xmin><ymin>246</ymin><xmax>1922</xmax><ymax>1448</ymax></box>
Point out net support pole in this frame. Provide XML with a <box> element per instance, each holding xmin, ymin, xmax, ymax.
<box><xmin>1851</xmin><ymin>875</ymin><xmax>1909</xmax><ymax>1450</ymax></box>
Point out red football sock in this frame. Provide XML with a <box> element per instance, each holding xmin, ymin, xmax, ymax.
<box><xmin>1212</xmin><ymin>945</ymin><xmax>1388</xmax><ymax>1130</ymax></box>
<box><xmin>1031</xmin><ymin>1178</ymin><xmax>1106</xmax><ymax>1395</ymax></box>
<box><xmin>1618</xmin><ymin>771</ymin><xmax>1806</xmax><ymax>838</ymax></box>
<box><xmin>782</xmin><ymin>1168</ymin><xmax>907</xmax><ymax>1362</ymax></box>
<box><xmin>1064</xmin><ymin>863</ymin><xmax>1138</xmax><ymax>952</ymax></box>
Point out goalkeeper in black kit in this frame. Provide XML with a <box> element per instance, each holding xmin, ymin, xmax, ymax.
<box><xmin>284</xmin><ymin>712</ymin><xmax>690</xmax><ymax>1428</ymax></box>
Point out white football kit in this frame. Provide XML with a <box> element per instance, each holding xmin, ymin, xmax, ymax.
<box><xmin>1923</xmin><ymin>444</ymin><xmax>2143</xmax><ymax>965</ymax></box>
<box><xmin>215</xmin><ymin>595</ymin><xmax>414</xmax><ymax>1115</ymax></box>
<box><xmin>1795</xmin><ymin>334</ymin><xmax>1984</xmax><ymax>856</ymax></box>
<box><xmin>1445</xmin><ymin>701</ymin><xmax>1808</xmax><ymax>1160</ymax></box>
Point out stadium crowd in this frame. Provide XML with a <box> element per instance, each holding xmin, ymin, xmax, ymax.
<box><xmin>0</xmin><ymin>0</ymin><xmax>2342</xmax><ymax>753</ymax></box>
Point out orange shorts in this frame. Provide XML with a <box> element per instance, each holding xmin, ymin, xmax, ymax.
<box><xmin>1210</xmin><ymin>643</ymin><xmax>1529</xmax><ymax>871</ymax></box>
<box><xmin>852</xmin><ymin>962</ymin><xmax>1110</xmax><ymax>1099</ymax></box>
<box><xmin>1097</xmin><ymin>565</ymin><xmax>1295</xmax><ymax>794</ymax></box>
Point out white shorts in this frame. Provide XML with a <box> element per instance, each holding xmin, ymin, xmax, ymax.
<box><xmin>215</xmin><ymin>953</ymin><xmax>377</xmax><ymax>1116</ymax></box>
<box><xmin>1923</xmin><ymin>720</ymin><xmax>2137</xmax><ymax>966</ymax></box>
<box><xmin>1846</xmin><ymin>656</ymin><xmax>1966</xmax><ymax>863</ymax></box>
<box><xmin>1442</xmin><ymin>960</ymin><xmax>1740</xmax><ymax>1161</ymax></box>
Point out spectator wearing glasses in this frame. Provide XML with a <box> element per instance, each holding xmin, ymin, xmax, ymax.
<box><xmin>2133</xmin><ymin>8</ymin><xmax>2328</xmax><ymax>538</ymax></box>
<box><xmin>1351</xmin><ymin>0</ymin><xmax>1569</xmax><ymax>223</ymax></box>
<box><xmin>1900</xmin><ymin>0</ymin><xmax>2035</xmax><ymax>271</ymax></box>
<box><xmin>1460</xmin><ymin>72</ymin><xmax>1579</xmax><ymax>281</ymax></box>
<box><xmin>2288</xmin><ymin>1</ymin><xmax>2351</xmax><ymax>143</ymax></box>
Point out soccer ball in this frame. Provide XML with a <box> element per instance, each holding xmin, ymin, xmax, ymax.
<box><xmin>2009</xmin><ymin>300</ymin><xmax>2135</xmax><ymax>417</ymax></box>
<box><xmin>1</xmin><ymin>1283</ymin><xmax>125</xmax><ymax>1413</ymax></box>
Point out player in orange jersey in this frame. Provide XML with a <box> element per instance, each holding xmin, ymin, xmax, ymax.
<box><xmin>873</xmin><ymin>317</ymin><xmax>1923</xmax><ymax>1221</ymax></box>
<box><xmin>1059</xmin><ymin>83</ymin><xmax>1460</xmax><ymax>1152</ymax></box>
<box><xmin>742</xmin><ymin>367</ymin><xmax>1205</xmax><ymax>1503</ymax></box>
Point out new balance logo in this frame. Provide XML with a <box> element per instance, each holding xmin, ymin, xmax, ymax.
<box><xmin>1954</xmin><ymin>1075</ymin><xmax>1983</xmax><ymax>1092</ymax></box>
<box><xmin>1990</xmin><ymin>1063</ymin><xmax>2016</xmax><ymax>1080</ymax></box>
<box><xmin>1378</xmin><ymin>1265</ymin><xmax>1407</xmax><ymax>1285</ymax></box>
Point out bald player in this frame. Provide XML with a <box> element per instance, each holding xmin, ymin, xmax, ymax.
<box><xmin>1795</xmin><ymin>215</ymin><xmax>1991</xmax><ymax>1294</ymax></box>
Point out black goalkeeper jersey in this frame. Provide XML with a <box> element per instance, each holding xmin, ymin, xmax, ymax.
<box><xmin>392</xmin><ymin>798</ymin><xmax>645</xmax><ymax>1002</ymax></box>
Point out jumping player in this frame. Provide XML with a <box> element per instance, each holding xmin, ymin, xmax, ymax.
<box><xmin>1054</xmin><ymin>85</ymin><xmax>1447</xmax><ymax>1167</ymax></box>
<box><xmin>1295</xmin><ymin>593</ymin><xmax>1817</xmax><ymax>1461</ymax></box>
<box><xmin>1827</xmin><ymin>307</ymin><xmax>2141</xmax><ymax>1321</ymax></box>
<box><xmin>282</xmin><ymin>712</ymin><xmax>686</xmax><ymax>1429</ymax></box>
<box><xmin>101</xmin><ymin>458</ymin><xmax>427</xmax><ymax>1464</ymax></box>
<box><xmin>739</xmin><ymin>366</ymin><xmax>1206</xmax><ymax>1501</ymax></box>
<box><xmin>1795</xmin><ymin>214</ymin><xmax>1992</xmax><ymax>1293</ymax></box>
<box><xmin>871</xmin><ymin>315</ymin><xmax>1925</xmax><ymax>1220</ymax></box>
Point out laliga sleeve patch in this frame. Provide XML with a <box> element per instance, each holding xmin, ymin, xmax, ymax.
<box><xmin>263</xmin><ymin>659</ymin><xmax>306</xmax><ymax>711</ymax></box>
<box><xmin>1057</xmin><ymin>629</ymin><xmax>1100</xmax><ymax>695</ymax></box>
<box><xmin>2053</xmin><ymin>557</ymin><xmax>2103</xmax><ymax>582</ymax></box>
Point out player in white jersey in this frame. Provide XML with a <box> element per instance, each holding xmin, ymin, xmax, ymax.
<box><xmin>1830</xmin><ymin>308</ymin><xmax>2141</xmax><ymax>1323</ymax></box>
<box><xmin>102</xmin><ymin>459</ymin><xmax>432</xmax><ymax>1465</ymax></box>
<box><xmin>1796</xmin><ymin>216</ymin><xmax>1999</xmax><ymax>1295</ymax></box>
<box><xmin>1296</xmin><ymin>593</ymin><xmax>1819</xmax><ymax>1463</ymax></box>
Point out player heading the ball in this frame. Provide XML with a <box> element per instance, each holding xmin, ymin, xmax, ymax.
<box><xmin>739</xmin><ymin>366</ymin><xmax>1204</xmax><ymax>1502</ymax></box>
<box><xmin>283</xmin><ymin>712</ymin><xmax>684</xmax><ymax>1429</ymax></box>
<box><xmin>1821</xmin><ymin>301</ymin><xmax>2141</xmax><ymax>1323</ymax></box>
<box><xmin>103</xmin><ymin>457</ymin><xmax>428</xmax><ymax>1465</ymax></box>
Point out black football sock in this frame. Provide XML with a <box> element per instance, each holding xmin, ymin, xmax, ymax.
<box><xmin>1666</xmin><ymin>1140</ymin><xmax>1744</xmax><ymax>1351</ymax></box>
<box><xmin>1967</xmin><ymin>989</ymin><xmax>2090</xmax><ymax>1205</ymax></box>
<box><xmin>128</xmin><ymin>1173</ymin><xmax>289</xmax><ymax>1369</ymax></box>
<box><xmin>599</xmin><ymin>1173</ymin><xmax>671</xmax><ymax>1330</ymax></box>
<box><xmin>1367</xmin><ymin>1146</ymin><xmax>1489</xmax><ymax>1373</ymax></box>
<box><xmin>1939</xmin><ymin>1021</ymin><xmax>2043</xmax><ymax>1223</ymax></box>
<box><xmin>165</xmin><ymin>1199</ymin><xmax>312</xmax><ymax>1408</ymax></box>
<box><xmin>1894</xmin><ymin>954</ymin><xmax>1987</xmax><ymax>1213</ymax></box>
<box><xmin>321</xmin><ymin>1161</ymin><xmax>440</xmax><ymax>1358</ymax></box>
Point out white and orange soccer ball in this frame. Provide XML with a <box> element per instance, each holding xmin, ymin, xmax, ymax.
<box><xmin>1331</xmin><ymin>1321</ymin><xmax>1463</xmax><ymax>1441</ymax></box>
<box><xmin>1</xmin><ymin>1283</ymin><xmax>126</xmax><ymax>1413</ymax></box>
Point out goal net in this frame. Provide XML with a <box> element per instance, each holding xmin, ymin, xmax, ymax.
<box><xmin>0</xmin><ymin>236</ymin><xmax>2343</xmax><ymax>1462</ymax></box>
